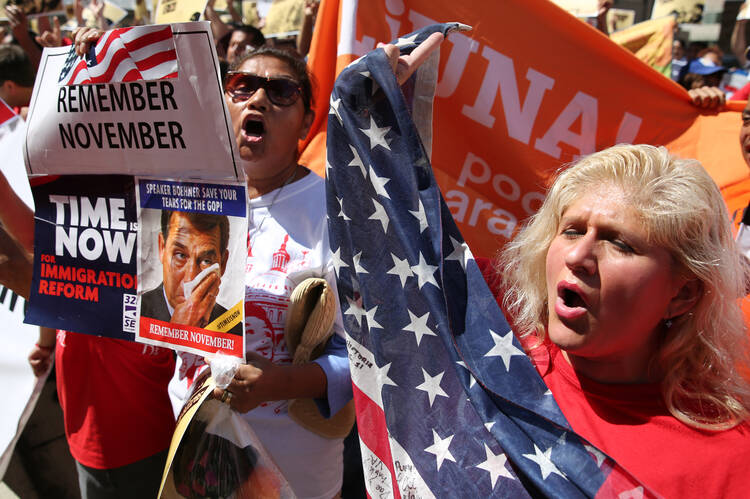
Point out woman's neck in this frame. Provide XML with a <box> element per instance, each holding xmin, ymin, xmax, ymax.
<box><xmin>561</xmin><ymin>348</ymin><xmax>661</xmax><ymax>384</ymax></box>
<box><xmin>246</xmin><ymin>163</ymin><xmax>303</xmax><ymax>199</ymax></box>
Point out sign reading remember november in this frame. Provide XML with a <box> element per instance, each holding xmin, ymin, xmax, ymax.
<box><xmin>24</xmin><ymin>21</ymin><xmax>240</xmax><ymax>181</ymax></box>
<box><xmin>56</xmin><ymin>81</ymin><xmax>185</xmax><ymax>151</ymax></box>
<box><xmin>23</xmin><ymin>22</ymin><xmax>247</xmax><ymax>348</ymax></box>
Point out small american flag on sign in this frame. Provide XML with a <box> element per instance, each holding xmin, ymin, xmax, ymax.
<box><xmin>0</xmin><ymin>98</ymin><xmax>16</xmax><ymax>126</ymax></box>
<box><xmin>59</xmin><ymin>24</ymin><xmax>178</xmax><ymax>85</ymax></box>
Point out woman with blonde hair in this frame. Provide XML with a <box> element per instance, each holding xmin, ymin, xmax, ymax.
<box><xmin>500</xmin><ymin>143</ymin><xmax>750</xmax><ymax>497</ymax></box>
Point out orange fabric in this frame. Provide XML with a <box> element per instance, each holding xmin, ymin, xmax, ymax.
<box><xmin>303</xmin><ymin>0</ymin><xmax>750</xmax><ymax>260</ymax></box>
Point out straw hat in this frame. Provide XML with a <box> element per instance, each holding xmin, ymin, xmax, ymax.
<box><xmin>284</xmin><ymin>278</ymin><xmax>355</xmax><ymax>439</ymax></box>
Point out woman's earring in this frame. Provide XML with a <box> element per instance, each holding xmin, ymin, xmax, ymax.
<box><xmin>664</xmin><ymin>318</ymin><xmax>673</xmax><ymax>329</ymax></box>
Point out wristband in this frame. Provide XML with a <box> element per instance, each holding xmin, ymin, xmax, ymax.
<box><xmin>35</xmin><ymin>343</ymin><xmax>54</xmax><ymax>352</ymax></box>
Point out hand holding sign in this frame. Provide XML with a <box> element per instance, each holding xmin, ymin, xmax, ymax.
<box><xmin>211</xmin><ymin>351</ymin><xmax>328</xmax><ymax>414</ymax></box>
<box><xmin>72</xmin><ymin>26</ymin><xmax>103</xmax><ymax>56</ymax></box>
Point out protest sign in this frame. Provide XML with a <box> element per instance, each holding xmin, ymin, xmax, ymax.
<box><xmin>209</xmin><ymin>0</ymin><xmax>260</xmax><ymax>26</ymax></box>
<box><xmin>154</xmin><ymin>0</ymin><xmax>207</xmax><ymax>23</ymax></box>
<box><xmin>608</xmin><ymin>8</ymin><xmax>636</xmax><ymax>32</ymax></box>
<box><xmin>241</xmin><ymin>0</ymin><xmax>260</xmax><ymax>26</ymax></box>
<box><xmin>25</xmin><ymin>175</ymin><xmax>139</xmax><ymax>340</ymax></box>
<box><xmin>24</xmin><ymin>21</ymin><xmax>240</xmax><ymax>181</ymax></box>
<box><xmin>136</xmin><ymin>178</ymin><xmax>247</xmax><ymax>358</ymax></box>
<box><xmin>262</xmin><ymin>0</ymin><xmax>303</xmax><ymax>37</ymax></box>
<box><xmin>651</xmin><ymin>0</ymin><xmax>725</xmax><ymax>23</ymax></box>
<box><xmin>22</xmin><ymin>22</ymin><xmax>249</xmax><ymax>349</ymax></box>
<box><xmin>82</xmin><ymin>0</ymin><xmax>129</xmax><ymax>26</ymax></box>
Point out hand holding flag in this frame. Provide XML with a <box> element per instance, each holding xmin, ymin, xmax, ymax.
<box><xmin>72</xmin><ymin>26</ymin><xmax>105</xmax><ymax>56</ymax></box>
<box><xmin>378</xmin><ymin>31</ymin><xmax>445</xmax><ymax>85</ymax></box>
<box><xmin>326</xmin><ymin>22</ymin><xmax>657</xmax><ymax>498</ymax></box>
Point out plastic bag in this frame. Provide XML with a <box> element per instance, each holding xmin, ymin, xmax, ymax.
<box><xmin>159</xmin><ymin>356</ymin><xmax>295</xmax><ymax>498</ymax></box>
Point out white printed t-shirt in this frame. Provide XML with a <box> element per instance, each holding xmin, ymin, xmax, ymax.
<box><xmin>243</xmin><ymin>170</ymin><xmax>347</xmax><ymax>499</ymax></box>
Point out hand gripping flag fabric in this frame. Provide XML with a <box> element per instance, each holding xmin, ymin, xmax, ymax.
<box><xmin>58</xmin><ymin>24</ymin><xmax>178</xmax><ymax>85</ymax></box>
<box><xmin>325</xmin><ymin>23</ymin><xmax>656</xmax><ymax>498</ymax></box>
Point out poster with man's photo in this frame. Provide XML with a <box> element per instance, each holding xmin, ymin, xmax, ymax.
<box><xmin>136</xmin><ymin>177</ymin><xmax>247</xmax><ymax>359</ymax></box>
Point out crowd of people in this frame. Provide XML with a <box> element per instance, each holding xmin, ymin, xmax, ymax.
<box><xmin>1</xmin><ymin>0</ymin><xmax>750</xmax><ymax>498</ymax></box>
<box><xmin>669</xmin><ymin>3</ymin><xmax>750</xmax><ymax>101</ymax></box>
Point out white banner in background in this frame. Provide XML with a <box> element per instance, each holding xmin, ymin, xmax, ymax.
<box><xmin>0</xmin><ymin>111</ymin><xmax>43</xmax><ymax>479</ymax></box>
<box><xmin>0</xmin><ymin>287</ymin><xmax>47</xmax><ymax>479</ymax></box>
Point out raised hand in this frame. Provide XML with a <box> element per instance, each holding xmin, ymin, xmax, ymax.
<box><xmin>378</xmin><ymin>31</ymin><xmax>444</xmax><ymax>86</ymax></box>
<box><xmin>36</xmin><ymin>16</ymin><xmax>63</xmax><ymax>47</ymax></box>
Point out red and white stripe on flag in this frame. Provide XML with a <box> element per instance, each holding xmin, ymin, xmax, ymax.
<box><xmin>61</xmin><ymin>24</ymin><xmax>178</xmax><ymax>86</ymax></box>
<box><xmin>346</xmin><ymin>335</ymin><xmax>434</xmax><ymax>498</ymax></box>
<box><xmin>0</xmin><ymin>98</ymin><xmax>17</xmax><ymax>126</ymax></box>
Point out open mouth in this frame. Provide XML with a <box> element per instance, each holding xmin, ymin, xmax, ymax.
<box><xmin>243</xmin><ymin>116</ymin><xmax>265</xmax><ymax>138</ymax></box>
<box><xmin>555</xmin><ymin>282</ymin><xmax>589</xmax><ymax>321</ymax></box>
<box><xmin>561</xmin><ymin>287</ymin><xmax>586</xmax><ymax>308</ymax></box>
<box><xmin>557</xmin><ymin>281</ymin><xmax>588</xmax><ymax>309</ymax></box>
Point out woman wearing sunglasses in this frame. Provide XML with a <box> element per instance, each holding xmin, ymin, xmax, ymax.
<box><xmin>72</xmin><ymin>28</ymin><xmax>349</xmax><ymax>497</ymax></box>
<box><xmin>212</xmin><ymin>47</ymin><xmax>351</xmax><ymax>499</ymax></box>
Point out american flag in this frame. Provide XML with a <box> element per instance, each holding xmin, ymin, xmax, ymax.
<box><xmin>0</xmin><ymin>97</ymin><xmax>16</xmax><ymax>126</ymax></box>
<box><xmin>58</xmin><ymin>24</ymin><xmax>178</xmax><ymax>86</ymax></box>
<box><xmin>325</xmin><ymin>23</ymin><xmax>655</xmax><ymax>498</ymax></box>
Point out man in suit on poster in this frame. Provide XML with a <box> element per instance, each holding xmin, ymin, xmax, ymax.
<box><xmin>141</xmin><ymin>210</ymin><xmax>243</xmax><ymax>336</ymax></box>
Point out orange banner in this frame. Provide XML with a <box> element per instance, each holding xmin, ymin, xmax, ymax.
<box><xmin>302</xmin><ymin>0</ymin><xmax>750</xmax><ymax>259</ymax></box>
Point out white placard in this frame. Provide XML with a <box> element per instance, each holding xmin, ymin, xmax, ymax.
<box><xmin>24</xmin><ymin>21</ymin><xmax>242</xmax><ymax>181</ymax></box>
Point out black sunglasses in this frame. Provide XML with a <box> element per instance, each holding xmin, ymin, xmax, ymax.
<box><xmin>224</xmin><ymin>72</ymin><xmax>302</xmax><ymax>107</ymax></box>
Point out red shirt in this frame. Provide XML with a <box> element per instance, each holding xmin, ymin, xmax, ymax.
<box><xmin>55</xmin><ymin>331</ymin><xmax>176</xmax><ymax>469</ymax></box>
<box><xmin>476</xmin><ymin>257</ymin><xmax>750</xmax><ymax>497</ymax></box>
<box><xmin>528</xmin><ymin>339</ymin><xmax>750</xmax><ymax>498</ymax></box>
<box><xmin>731</xmin><ymin>81</ymin><xmax>750</xmax><ymax>101</ymax></box>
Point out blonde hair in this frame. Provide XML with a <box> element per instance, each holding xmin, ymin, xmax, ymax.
<box><xmin>500</xmin><ymin>144</ymin><xmax>750</xmax><ymax>429</ymax></box>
